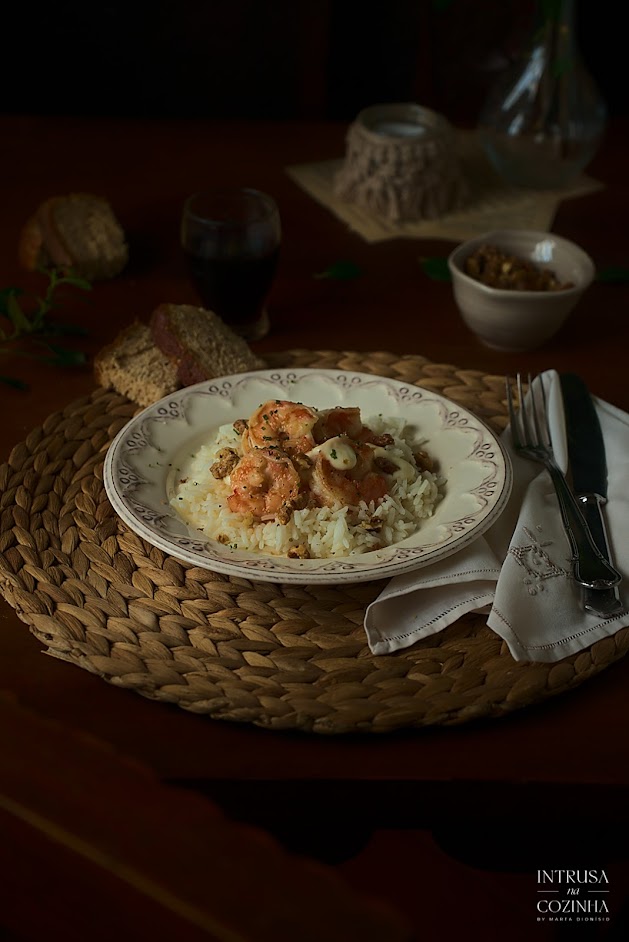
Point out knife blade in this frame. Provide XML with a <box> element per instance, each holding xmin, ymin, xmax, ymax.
<box><xmin>559</xmin><ymin>373</ymin><xmax>624</xmax><ymax>617</ymax></box>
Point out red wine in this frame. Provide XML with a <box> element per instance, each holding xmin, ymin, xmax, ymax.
<box><xmin>184</xmin><ymin>247</ymin><xmax>279</xmax><ymax>329</ymax></box>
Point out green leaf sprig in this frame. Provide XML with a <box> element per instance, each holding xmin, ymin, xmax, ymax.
<box><xmin>420</xmin><ymin>256</ymin><xmax>452</xmax><ymax>281</ymax></box>
<box><xmin>0</xmin><ymin>268</ymin><xmax>91</xmax><ymax>388</ymax></box>
<box><xmin>314</xmin><ymin>260</ymin><xmax>363</xmax><ymax>281</ymax></box>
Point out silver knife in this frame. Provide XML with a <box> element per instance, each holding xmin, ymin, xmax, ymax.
<box><xmin>560</xmin><ymin>373</ymin><xmax>624</xmax><ymax>617</ymax></box>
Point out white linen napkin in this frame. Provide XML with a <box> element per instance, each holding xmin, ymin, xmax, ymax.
<box><xmin>365</xmin><ymin>370</ymin><xmax>629</xmax><ymax>663</ymax></box>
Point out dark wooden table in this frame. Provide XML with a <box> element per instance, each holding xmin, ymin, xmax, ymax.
<box><xmin>1</xmin><ymin>114</ymin><xmax>629</xmax><ymax>939</ymax></box>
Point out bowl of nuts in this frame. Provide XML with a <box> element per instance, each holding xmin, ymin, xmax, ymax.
<box><xmin>447</xmin><ymin>229</ymin><xmax>595</xmax><ymax>352</ymax></box>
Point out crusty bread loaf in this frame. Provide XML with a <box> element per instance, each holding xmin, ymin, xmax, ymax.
<box><xmin>94</xmin><ymin>321</ymin><xmax>179</xmax><ymax>407</ymax></box>
<box><xmin>150</xmin><ymin>303</ymin><xmax>264</xmax><ymax>385</ymax></box>
<box><xmin>19</xmin><ymin>193</ymin><xmax>128</xmax><ymax>281</ymax></box>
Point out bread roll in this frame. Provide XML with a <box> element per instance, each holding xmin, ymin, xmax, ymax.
<box><xmin>19</xmin><ymin>193</ymin><xmax>128</xmax><ymax>280</ymax></box>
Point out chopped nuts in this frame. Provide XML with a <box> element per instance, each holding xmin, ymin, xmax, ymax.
<box><xmin>464</xmin><ymin>244</ymin><xmax>573</xmax><ymax>291</ymax></box>
<box><xmin>210</xmin><ymin>447</ymin><xmax>240</xmax><ymax>479</ymax></box>
<box><xmin>276</xmin><ymin>504</ymin><xmax>293</xmax><ymax>525</ymax></box>
<box><xmin>367</xmin><ymin>432</ymin><xmax>394</xmax><ymax>447</ymax></box>
<box><xmin>374</xmin><ymin>456</ymin><xmax>398</xmax><ymax>475</ymax></box>
<box><xmin>275</xmin><ymin>491</ymin><xmax>309</xmax><ymax>525</ymax></box>
<box><xmin>413</xmin><ymin>449</ymin><xmax>435</xmax><ymax>473</ymax></box>
<box><xmin>360</xmin><ymin>516</ymin><xmax>383</xmax><ymax>532</ymax></box>
<box><xmin>288</xmin><ymin>544</ymin><xmax>310</xmax><ymax>559</ymax></box>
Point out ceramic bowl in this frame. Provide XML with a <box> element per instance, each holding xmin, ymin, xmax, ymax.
<box><xmin>447</xmin><ymin>229</ymin><xmax>595</xmax><ymax>352</ymax></box>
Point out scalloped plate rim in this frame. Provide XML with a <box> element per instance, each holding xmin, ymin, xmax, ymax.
<box><xmin>104</xmin><ymin>368</ymin><xmax>513</xmax><ymax>584</ymax></box>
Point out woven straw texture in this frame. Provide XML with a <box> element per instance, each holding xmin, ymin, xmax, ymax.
<box><xmin>1</xmin><ymin>349</ymin><xmax>627</xmax><ymax>734</ymax></box>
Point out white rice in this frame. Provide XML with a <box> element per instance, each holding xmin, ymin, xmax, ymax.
<box><xmin>171</xmin><ymin>415</ymin><xmax>443</xmax><ymax>558</ymax></box>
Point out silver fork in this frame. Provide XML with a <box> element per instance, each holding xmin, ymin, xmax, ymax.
<box><xmin>506</xmin><ymin>373</ymin><xmax>622</xmax><ymax>590</ymax></box>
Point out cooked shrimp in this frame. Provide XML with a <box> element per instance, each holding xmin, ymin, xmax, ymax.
<box><xmin>356</xmin><ymin>471</ymin><xmax>391</xmax><ymax>504</ymax></box>
<box><xmin>310</xmin><ymin>441</ymin><xmax>390</xmax><ymax>508</ymax></box>
<box><xmin>242</xmin><ymin>400</ymin><xmax>319</xmax><ymax>456</ymax></box>
<box><xmin>313</xmin><ymin>406</ymin><xmax>363</xmax><ymax>443</ymax></box>
<box><xmin>314</xmin><ymin>406</ymin><xmax>394</xmax><ymax>448</ymax></box>
<box><xmin>227</xmin><ymin>447</ymin><xmax>301</xmax><ymax>520</ymax></box>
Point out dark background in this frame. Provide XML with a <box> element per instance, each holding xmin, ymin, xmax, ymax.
<box><xmin>1</xmin><ymin>0</ymin><xmax>622</xmax><ymax>124</ymax></box>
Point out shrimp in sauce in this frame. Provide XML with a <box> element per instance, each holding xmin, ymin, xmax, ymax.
<box><xmin>227</xmin><ymin>400</ymin><xmax>415</xmax><ymax>519</ymax></box>
<box><xmin>314</xmin><ymin>406</ymin><xmax>394</xmax><ymax>448</ymax></box>
<box><xmin>309</xmin><ymin>437</ymin><xmax>390</xmax><ymax>508</ymax></box>
<box><xmin>242</xmin><ymin>400</ymin><xmax>319</xmax><ymax>457</ymax></box>
<box><xmin>313</xmin><ymin>406</ymin><xmax>363</xmax><ymax>443</ymax></box>
<box><xmin>227</xmin><ymin>448</ymin><xmax>302</xmax><ymax>520</ymax></box>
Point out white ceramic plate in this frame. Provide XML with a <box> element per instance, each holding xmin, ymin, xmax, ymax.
<box><xmin>104</xmin><ymin>369</ymin><xmax>512</xmax><ymax>584</ymax></box>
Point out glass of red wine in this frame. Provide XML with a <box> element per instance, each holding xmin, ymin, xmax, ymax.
<box><xmin>181</xmin><ymin>188</ymin><xmax>281</xmax><ymax>341</ymax></box>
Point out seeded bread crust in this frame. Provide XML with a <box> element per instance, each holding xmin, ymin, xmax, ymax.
<box><xmin>94</xmin><ymin>305</ymin><xmax>265</xmax><ymax>408</ymax></box>
<box><xmin>150</xmin><ymin>303</ymin><xmax>264</xmax><ymax>385</ymax></box>
<box><xmin>18</xmin><ymin>193</ymin><xmax>128</xmax><ymax>281</ymax></box>
<box><xmin>94</xmin><ymin>321</ymin><xmax>179</xmax><ymax>407</ymax></box>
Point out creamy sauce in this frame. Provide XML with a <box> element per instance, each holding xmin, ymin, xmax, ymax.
<box><xmin>307</xmin><ymin>436</ymin><xmax>358</xmax><ymax>470</ymax></box>
<box><xmin>307</xmin><ymin>438</ymin><xmax>417</xmax><ymax>481</ymax></box>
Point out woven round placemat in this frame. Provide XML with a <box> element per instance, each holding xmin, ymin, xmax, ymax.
<box><xmin>1</xmin><ymin>349</ymin><xmax>627</xmax><ymax>734</ymax></box>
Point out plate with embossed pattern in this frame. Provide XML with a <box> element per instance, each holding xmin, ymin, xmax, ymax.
<box><xmin>104</xmin><ymin>369</ymin><xmax>512</xmax><ymax>584</ymax></box>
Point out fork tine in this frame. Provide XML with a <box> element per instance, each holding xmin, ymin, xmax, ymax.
<box><xmin>516</xmin><ymin>372</ymin><xmax>528</xmax><ymax>445</ymax></box>
<box><xmin>529</xmin><ymin>371</ymin><xmax>542</xmax><ymax>446</ymax></box>
<box><xmin>506</xmin><ymin>375</ymin><xmax>521</xmax><ymax>447</ymax></box>
<box><xmin>528</xmin><ymin>372</ymin><xmax>551</xmax><ymax>448</ymax></box>
<box><xmin>538</xmin><ymin>372</ymin><xmax>551</xmax><ymax>445</ymax></box>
